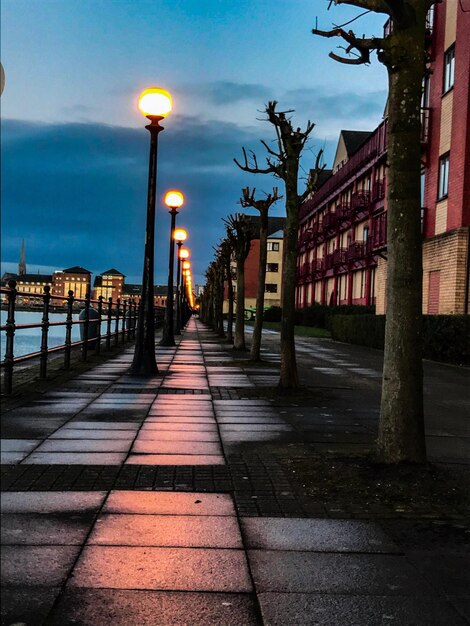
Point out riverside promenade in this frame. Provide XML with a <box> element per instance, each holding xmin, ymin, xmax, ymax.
<box><xmin>1</xmin><ymin>318</ymin><xmax>469</xmax><ymax>625</ymax></box>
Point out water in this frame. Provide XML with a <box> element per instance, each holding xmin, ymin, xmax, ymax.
<box><xmin>0</xmin><ymin>310</ymin><xmax>110</xmax><ymax>359</ymax></box>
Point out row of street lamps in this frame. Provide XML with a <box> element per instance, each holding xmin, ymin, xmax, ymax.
<box><xmin>130</xmin><ymin>87</ymin><xmax>195</xmax><ymax>377</ymax></box>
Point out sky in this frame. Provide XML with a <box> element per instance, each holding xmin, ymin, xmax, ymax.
<box><xmin>1</xmin><ymin>0</ymin><xmax>388</xmax><ymax>285</ymax></box>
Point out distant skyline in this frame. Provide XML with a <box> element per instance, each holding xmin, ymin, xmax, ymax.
<box><xmin>1</xmin><ymin>0</ymin><xmax>388</xmax><ymax>284</ymax></box>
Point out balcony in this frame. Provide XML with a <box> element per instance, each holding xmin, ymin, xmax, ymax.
<box><xmin>421</xmin><ymin>107</ymin><xmax>430</xmax><ymax>144</ymax></box>
<box><xmin>371</xmin><ymin>179</ymin><xmax>386</xmax><ymax>202</ymax></box>
<box><xmin>324</xmin><ymin>253</ymin><xmax>335</xmax><ymax>271</ymax></box>
<box><xmin>322</xmin><ymin>212</ymin><xmax>336</xmax><ymax>231</ymax></box>
<box><xmin>333</xmin><ymin>248</ymin><xmax>348</xmax><ymax>267</ymax></box>
<box><xmin>371</xmin><ymin>212</ymin><xmax>387</xmax><ymax>251</ymax></box>
<box><xmin>347</xmin><ymin>241</ymin><xmax>366</xmax><ymax>261</ymax></box>
<box><xmin>335</xmin><ymin>202</ymin><xmax>353</xmax><ymax>225</ymax></box>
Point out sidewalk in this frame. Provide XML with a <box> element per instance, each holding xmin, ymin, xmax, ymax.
<box><xmin>1</xmin><ymin>319</ymin><xmax>469</xmax><ymax>625</ymax></box>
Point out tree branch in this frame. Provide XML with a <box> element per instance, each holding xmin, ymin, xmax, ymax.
<box><xmin>312</xmin><ymin>26</ymin><xmax>383</xmax><ymax>64</ymax></box>
<box><xmin>332</xmin><ymin>0</ymin><xmax>391</xmax><ymax>15</ymax></box>
<box><xmin>234</xmin><ymin>146</ymin><xmax>277</xmax><ymax>175</ymax></box>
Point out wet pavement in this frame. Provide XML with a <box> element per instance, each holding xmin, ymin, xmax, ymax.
<box><xmin>1</xmin><ymin>318</ymin><xmax>469</xmax><ymax>625</ymax></box>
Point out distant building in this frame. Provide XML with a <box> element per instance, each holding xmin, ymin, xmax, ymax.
<box><xmin>1</xmin><ymin>242</ymin><xmax>52</xmax><ymax>304</ymax></box>
<box><xmin>93</xmin><ymin>269</ymin><xmax>125</xmax><ymax>302</ymax></box>
<box><xmin>52</xmin><ymin>266</ymin><xmax>92</xmax><ymax>300</ymax></box>
<box><xmin>121</xmin><ymin>283</ymin><xmax>174</xmax><ymax>308</ymax></box>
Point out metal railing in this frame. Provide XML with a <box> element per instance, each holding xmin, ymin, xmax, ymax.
<box><xmin>0</xmin><ymin>280</ymin><xmax>165</xmax><ymax>394</ymax></box>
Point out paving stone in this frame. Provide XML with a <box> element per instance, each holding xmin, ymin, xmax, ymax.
<box><xmin>47</xmin><ymin>589</ymin><xmax>261</xmax><ymax>626</ymax></box>
<box><xmin>0</xmin><ymin>451</ymin><xmax>29</xmax><ymax>464</ymax></box>
<box><xmin>132</xmin><ymin>441</ymin><xmax>222</xmax><ymax>455</ymax></box>
<box><xmin>1</xmin><ymin>545</ymin><xmax>81</xmax><ymax>586</ymax></box>
<box><xmin>136</xmin><ymin>431</ymin><xmax>220</xmax><ymax>442</ymax></box>
<box><xmin>0</xmin><ymin>586</ymin><xmax>61</xmax><ymax>626</ymax></box>
<box><xmin>241</xmin><ymin>518</ymin><xmax>399</xmax><ymax>553</ymax></box>
<box><xmin>103</xmin><ymin>491</ymin><xmax>236</xmax><ymax>515</ymax></box>
<box><xmin>247</xmin><ymin>551</ymin><xmax>434</xmax><ymax>594</ymax></box>
<box><xmin>125</xmin><ymin>454</ymin><xmax>226</xmax><ymax>465</ymax></box>
<box><xmin>22</xmin><ymin>452</ymin><xmax>128</xmax><ymax>465</ymax></box>
<box><xmin>49</xmin><ymin>429</ymin><xmax>136</xmax><ymax>440</ymax></box>
<box><xmin>407</xmin><ymin>553</ymin><xmax>470</xmax><ymax>596</ymax></box>
<box><xmin>1</xmin><ymin>512</ymin><xmax>96</xmax><ymax>545</ymax></box>
<box><xmin>256</xmin><ymin>593</ymin><xmax>468</xmax><ymax>626</ymax></box>
<box><xmin>0</xmin><ymin>439</ymin><xmax>41</xmax><ymax>452</ymax></box>
<box><xmin>88</xmin><ymin>514</ymin><xmax>243</xmax><ymax>548</ymax></box>
<box><xmin>64</xmin><ymin>422</ymin><xmax>139</xmax><ymax>430</ymax></box>
<box><xmin>70</xmin><ymin>546</ymin><xmax>252</xmax><ymax>592</ymax></box>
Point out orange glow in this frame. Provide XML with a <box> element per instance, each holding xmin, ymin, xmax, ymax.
<box><xmin>173</xmin><ymin>228</ymin><xmax>187</xmax><ymax>242</ymax></box>
<box><xmin>179</xmin><ymin>248</ymin><xmax>190</xmax><ymax>259</ymax></box>
<box><xmin>164</xmin><ymin>190</ymin><xmax>184</xmax><ymax>209</ymax></box>
<box><xmin>138</xmin><ymin>88</ymin><xmax>172</xmax><ymax>118</ymax></box>
<box><xmin>182</xmin><ymin>261</ymin><xmax>191</xmax><ymax>270</ymax></box>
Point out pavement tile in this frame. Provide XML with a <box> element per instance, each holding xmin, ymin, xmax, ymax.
<box><xmin>64</xmin><ymin>422</ymin><xmax>139</xmax><ymax>430</ymax></box>
<box><xmin>0</xmin><ymin>587</ymin><xmax>61</xmax><ymax>626</ymax></box>
<box><xmin>0</xmin><ymin>491</ymin><xmax>106</xmax><ymax>514</ymax></box>
<box><xmin>136</xmin><ymin>431</ymin><xmax>220</xmax><ymax>442</ymax></box>
<box><xmin>126</xmin><ymin>454</ymin><xmax>225</xmax><ymax>465</ymax></box>
<box><xmin>132</xmin><ymin>441</ymin><xmax>222</xmax><ymax>455</ymax></box>
<box><xmin>0</xmin><ymin>439</ymin><xmax>40</xmax><ymax>452</ymax></box>
<box><xmin>47</xmin><ymin>589</ymin><xmax>261</xmax><ymax>626</ymax></box>
<box><xmin>141</xmin><ymin>423</ymin><xmax>218</xmax><ymax>432</ymax></box>
<box><xmin>88</xmin><ymin>514</ymin><xmax>243</xmax><ymax>548</ymax></box>
<box><xmin>0</xmin><ymin>451</ymin><xmax>29</xmax><ymax>464</ymax></box>
<box><xmin>407</xmin><ymin>553</ymin><xmax>470</xmax><ymax>596</ymax></box>
<box><xmin>256</xmin><ymin>593</ymin><xmax>468</xmax><ymax>626</ymax></box>
<box><xmin>1</xmin><ymin>512</ymin><xmax>96</xmax><ymax>545</ymax></box>
<box><xmin>103</xmin><ymin>491</ymin><xmax>236</xmax><ymax>515</ymax></box>
<box><xmin>22</xmin><ymin>452</ymin><xmax>127</xmax><ymax>464</ymax></box>
<box><xmin>34</xmin><ymin>439</ymin><xmax>133</xmax><ymax>453</ymax></box>
<box><xmin>247</xmin><ymin>551</ymin><xmax>434</xmax><ymax>594</ymax></box>
<box><xmin>241</xmin><ymin>518</ymin><xmax>399</xmax><ymax>553</ymax></box>
<box><xmin>1</xmin><ymin>545</ymin><xmax>81</xmax><ymax>586</ymax></box>
<box><xmin>49</xmin><ymin>429</ymin><xmax>136</xmax><ymax>440</ymax></box>
<box><xmin>69</xmin><ymin>546</ymin><xmax>252</xmax><ymax>592</ymax></box>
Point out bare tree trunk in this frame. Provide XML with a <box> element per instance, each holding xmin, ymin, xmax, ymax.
<box><xmin>234</xmin><ymin>257</ymin><xmax>246</xmax><ymax>350</ymax></box>
<box><xmin>216</xmin><ymin>266</ymin><xmax>225</xmax><ymax>337</ymax></box>
<box><xmin>376</xmin><ymin>21</ymin><xmax>426</xmax><ymax>463</ymax></box>
<box><xmin>226</xmin><ymin>260</ymin><xmax>234</xmax><ymax>343</ymax></box>
<box><xmin>251</xmin><ymin>209</ymin><xmax>268</xmax><ymax>360</ymax></box>
<box><xmin>279</xmin><ymin>175</ymin><xmax>300</xmax><ymax>387</ymax></box>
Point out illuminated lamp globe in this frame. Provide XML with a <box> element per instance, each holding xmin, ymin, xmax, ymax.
<box><xmin>164</xmin><ymin>190</ymin><xmax>184</xmax><ymax>210</ymax></box>
<box><xmin>138</xmin><ymin>88</ymin><xmax>172</xmax><ymax>118</ymax></box>
<box><xmin>182</xmin><ymin>261</ymin><xmax>191</xmax><ymax>270</ymax></box>
<box><xmin>179</xmin><ymin>248</ymin><xmax>190</xmax><ymax>260</ymax></box>
<box><xmin>174</xmin><ymin>228</ymin><xmax>187</xmax><ymax>242</ymax></box>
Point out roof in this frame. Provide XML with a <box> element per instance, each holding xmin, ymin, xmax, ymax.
<box><xmin>121</xmin><ymin>284</ymin><xmax>176</xmax><ymax>296</ymax></box>
<box><xmin>62</xmin><ymin>266</ymin><xmax>91</xmax><ymax>275</ymax></box>
<box><xmin>316</xmin><ymin>169</ymin><xmax>333</xmax><ymax>187</ymax></box>
<box><xmin>2</xmin><ymin>272</ymin><xmax>52</xmax><ymax>285</ymax></box>
<box><xmin>241</xmin><ymin>215</ymin><xmax>286</xmax><ymax>239</ymax></box>
<box><xmin>268</xmin><ymin>230</ymin><xmax>284</xmax><ymax>240</ymax></box>
<box><xmin>341</xmin><ymin>130</ymin><xmax>372</xmax><ymax>156</ymax></box>
<box><xmin>101</xmin><ymin>268</ymin><xmax>125</xmax><ymax>277</ymax></box>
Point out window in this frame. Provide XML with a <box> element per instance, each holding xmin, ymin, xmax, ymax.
<box><xmin>266</xmin><ymin>263</ymin><xmax>279</xmax><ymax>273</ymax></box>
<box><xmin>443</xmin><ymin>45</ymin><xmax>455</xmax><ymax>94</ymax></box>
<box><xmin>267</xmin><ymin>242</ymin><xmax>280</xmax><ymax>251</ymax></box>
<box><xmin>265</xmin><ymin>284</ymin><xmax>278</xmax><ymax>293</ymax></box>
<box><xmin>438</xmin><ymin>153</ymin><xmax>450</xmax><ymax>199</ymax></box>
<box><xmin>363</xmin><ymin>227</ymin><xmax>369</xmax><ymax>243</ymax></box>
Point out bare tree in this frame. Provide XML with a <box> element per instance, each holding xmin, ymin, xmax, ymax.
<box><xmin>240</xmin><ymin>186</ymin><xmax>282</xmax><ymax>361</ymax></box>
<box><xmin>224</xmin><ymin>213</ymin><xmax>253</xmax><ymax>351</ymax></box>
<box><xmin>235</xmin><ymin>102</ymin><xmax>324</xmax><ymax>387</ymax></box>
<box><xmin>218</xmin><ymin>237</ymin><xmax>235</xmax><ymax>343</ymax></box>
<box><xmin>312</xmin><ymin>0</ymin><xmax>434</xmax><ymax>463</ymax></box>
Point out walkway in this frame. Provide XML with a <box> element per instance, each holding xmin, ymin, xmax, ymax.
<box><xmin>1</xmin><ymin>319</ymin><xmax>469</xmax><ymax>625</ymax></box>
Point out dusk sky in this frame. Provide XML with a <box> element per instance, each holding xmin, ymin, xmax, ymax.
<box><xmin>1</xmin><ymin>0</ymin><xmax>388</xmax><ymax>285</ymax></box>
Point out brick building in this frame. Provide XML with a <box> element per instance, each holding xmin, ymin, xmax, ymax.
<box><xmin>296</xmin><ymin>1</ymin><xmax>469</xmax><ymax>315</ymax></box>
<box><xmin>51</xmin><ymin>266</ymin><xmax>92</xmax><ymax>300</ymax></box>
<box><xmin>93</xmin><ymin>269</ymin><xmax>125</xmax><ymax>302</ymax></box>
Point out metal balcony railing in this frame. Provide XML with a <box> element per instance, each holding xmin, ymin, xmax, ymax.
<box><xmin>0</xmin><ymin>281</ymin><xmax>165</xmax><ymax>394</ymax></box>
<box><xmin>347</xmin><ymin>241</ymin><xmax>366</xmax><ymax>261</ymax></box>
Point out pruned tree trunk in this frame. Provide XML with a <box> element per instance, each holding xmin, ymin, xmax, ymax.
<box><xmin>376</xmin><ymin>19</ymin><xmax>426</xmax><ymax>463</ymax></box>
<box><xmin>251</xmin><ymin>209</ymin><xmax>268</xmax><ymax>360</ymax></box>
<box><xmin>216</xmin><ymin>265</ymin><xmax>225</xmax><ymax>338</ymax></box>
<box><xmin>226</xmin><ymin>260</ymin><xmax>234</xmax><ymax>343</ymax></box>
<box><xmin>234</xmin><ymin>256</ymin><xmax>246</xmax><ymax>350</ymax></box>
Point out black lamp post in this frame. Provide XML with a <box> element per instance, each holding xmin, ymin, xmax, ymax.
<box><xmin>176</xmin><ymin>244</ymin><xmax>190</xmax><ymax>334</ymax></box>
<box><xmin>160</xmin><ymin>191</ymin><xmax>184</xmax><ymax>346</ymax></box>
<box><xmin>173</xmin><ymin>232</ymin><xmax>188</xmax><ymax>335</ymax></box>
<box><xmin>131</xmin><ymin>87</ymin><xmax>172</xmax><ymax>376</ymax></box>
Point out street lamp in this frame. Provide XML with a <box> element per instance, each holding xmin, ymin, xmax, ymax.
<box><xmin>160</xmin><ymin>190</ymin><xmax>184</xmax><ymax>346</ymax></box>
<box><xmin>131</xmin><ymin>87</ymin><xmax>172</xmax><ymax>376</ymax></box>
<box><xmin>173</xmin><ymin>228</ymin><xmax>187</xmax><ymax>335</ymax></box>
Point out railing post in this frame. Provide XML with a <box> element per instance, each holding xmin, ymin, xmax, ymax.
<box><xmin>106</xmin><ymin>297</ymin><xmax>112</xmax><ymax>350</ymax></box>
<box><xmin>82</xmin><ymin>291</ymin><xmax>91</xmax><ymax>361</ymax></box>
<box><xmin>40</xmin><ymin>286</ymin><xmax>51</xmax><ymax>379</ymax></box>
<box><xmin>122</xmin><ymin>299</ymin><xmax>127</xmax><ymax>343</ymax></box>
<box><xmin>115</xmin><ymin>298</ymin><xmax>121</xmax><ymax>346</ymax></box>
<box><xmin>64</xmin><ymin>290</ymin><xmax>74</xmax><ymax>370</ymax></box>
<box><xmin>134</xmin><ymin>299</ymin><xmax>139</xmax><ymax>338</ymax></box>
<box><xmin>4</xmin><ymin>279</ymin><xmax>17</xmax><ymax>394</ymax></box>
<box><xmin>96</xmin><ymin>296</ymin><xmax>103</xmax><ymax>355</ymax></box>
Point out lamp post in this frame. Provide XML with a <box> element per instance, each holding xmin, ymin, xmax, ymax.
<box><xmin>131</xmin><ymin>87</ymin><xmax>172</xmax><ymax>377</ymax></box>
<box><xmin>173</xmin><ymin>229</ymin><xmax>187</xmax><ymax>335</ymax></box>
<box><xmin>160</xmin><ymin>190</ymin><xmax>184</xmax><ymax>346</ymax></box>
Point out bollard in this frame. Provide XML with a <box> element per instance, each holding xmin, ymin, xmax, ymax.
<box><xmin>4</xmin><ymin>279</ymin><xmax>17</xmax><ymax>394</ymax></box>
<box><xmin>40</xmin><ymin>286</ymin><xmax>51</xmax><ymax>379</ymax></box>
<box><xmin>64</xmin><ymin>290</ymin><xmax>74</xmax><ymax>369</ymax></box>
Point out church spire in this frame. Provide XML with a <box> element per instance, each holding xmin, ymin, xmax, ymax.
<box><xmin>18</xmin><ymin>240</ymin><xmax>26</xmax><ymax>276</ymax></box>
